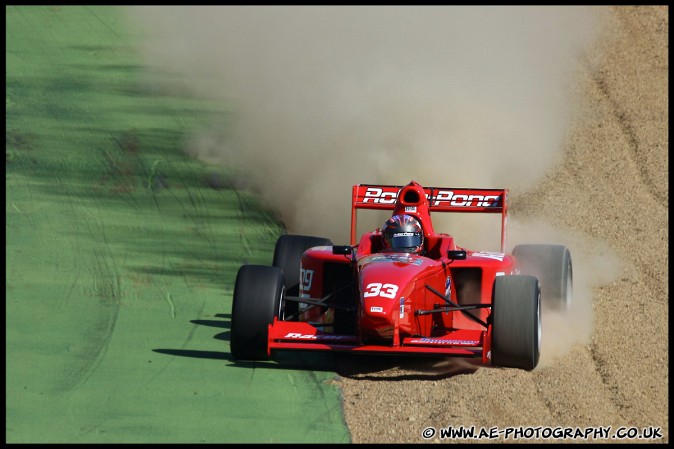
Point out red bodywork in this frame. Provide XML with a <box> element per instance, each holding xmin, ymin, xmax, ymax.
<box><xmin>267</xmin><ymin>180</ymin><xmax>514</xmax><ymax>365</ymax></box>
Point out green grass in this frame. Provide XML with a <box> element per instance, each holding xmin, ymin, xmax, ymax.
<box><xmin>6</xmin><ymin>6</ymin><xmax>350</xmax><ymax>443</ymax></box>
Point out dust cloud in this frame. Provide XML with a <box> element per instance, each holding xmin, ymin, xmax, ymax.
<box><xmin>126</xmin><ymin>6</ymin><xmax>615</xmax><ymax>363</ymax></box>
<box><xmin>506</xmin><ymin>219</ymin><xmax>622</xmax><ymax>368</ymax></box>
<box><xmin>127</xmin><ymin>6</ymin><xmax>602</xmax><ymax>240</ymax></box>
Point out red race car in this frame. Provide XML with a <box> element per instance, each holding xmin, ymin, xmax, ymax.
<box><xmin>230</xmin><ymin>180</ymin><xmax>572</xmax><ymax>371</ymax></box>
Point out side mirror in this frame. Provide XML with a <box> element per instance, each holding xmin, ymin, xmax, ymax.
<box><xmin>332</xmin><ymin>245</ymin><xmax>353</xmax><ymax>255</ymax></box>
<box><xmin>447</xmin><ymin>250</ymin><xmax>467</xmax><ymax>260</ymax></box>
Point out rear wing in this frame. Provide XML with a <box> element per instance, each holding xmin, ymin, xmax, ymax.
<box><xmin>351</xmin><ymin>184</ymin><xmax>509</xmax><ymax>251</ymax></box>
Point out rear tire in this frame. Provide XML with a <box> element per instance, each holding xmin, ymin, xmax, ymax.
<box><xmin>230</xmin><ymin>265</ymin><xmax>285</xmax><ymax>360</ymax></box>
<box><xmin>513</xmin><ymin>244</ymin><xmax>572</xmax><ymax>312</ymax></box>
<box><xmin>272</xmin><ymin>234</ymin><xmax>333</xmax><ymax>319</ymax></box>
<box><xmin>491</xmin><ymin>275</ymin><xmax>541</xmax><ymax>371</ymax></box>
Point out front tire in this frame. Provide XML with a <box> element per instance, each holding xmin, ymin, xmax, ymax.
<box><xmin>491</xmin><ymin>275</ymin><xmax>541</xmax><ymax>371</ymax></box>
<box><xmin>230</xmin><ymin>265</ymin><xmax>285</xmax><ymax>360</ymax></box>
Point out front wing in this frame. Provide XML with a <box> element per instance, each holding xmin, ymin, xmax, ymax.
<box><xmin>268</xmin><ymin>319</ymin><xmax>493</xmax><ymax>364</ymax></box>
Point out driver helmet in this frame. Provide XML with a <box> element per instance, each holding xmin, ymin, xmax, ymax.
<box><xmin>382</xmin><ymin>214</ymin><xmax>424</xmax><ymax>254</ymax></box>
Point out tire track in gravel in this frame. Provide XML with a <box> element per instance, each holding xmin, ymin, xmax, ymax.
<box><xmin>587</xmin><ymin>8</ymin><xmax>667</xmax><ymax>301</ymax></box>
<box><xmin>579</xmin><ymin>42</ymin><xmax>658</xmax><ymax>425</ymax></box>
<box><xmin>591</xmin><ymin>66</ymin><xmax>666</xmax><ymax>209</ymax></box>
<box><xmin>610</xmin><ymin>6</ymin><xmax>669</xmax><ymax>207</ymax></box>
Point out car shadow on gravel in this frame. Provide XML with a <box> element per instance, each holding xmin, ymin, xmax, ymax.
<box><xmin>154</xmin><ymin>314</ymin><xmax>481</xmax><ymax>379</ymax></box>
<box><xmin>333</xmin><ymin>353</ymin><xmax>481</xmax><ymax>381</ymax></box>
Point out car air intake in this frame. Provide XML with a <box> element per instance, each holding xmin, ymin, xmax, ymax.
<box><xmin>403</xmin><ymin>189</ymin><xmax>420</xmax><ymax>204</ymax></box>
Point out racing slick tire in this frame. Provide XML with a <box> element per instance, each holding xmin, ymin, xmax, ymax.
<box><xmin>272</xmin><ymin>234</ymin><xmax>333</xmax><ymax>320</ymax></box>
<box><xmin>491</xmin><ymin>275</ymin><xmax>541</xmax><ymax>371</ymax></box>
<box><xmin>230</xmin><ymin>265</ymin><xmax>285</xmax><ymax>361</ymax></box>
<box><xmin>513</xmin><ymin>244</ymin><xmax>572</xmax><ymax>312</ymax></box>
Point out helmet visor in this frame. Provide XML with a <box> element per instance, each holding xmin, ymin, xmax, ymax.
<box><xmin>387</xmin><ymin>233</ymin><xmax>422</xmax><ymax>249</ymax></box>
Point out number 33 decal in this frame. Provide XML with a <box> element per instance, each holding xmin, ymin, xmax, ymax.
<box><xmin>363</xmin><ymin>282</ymin><xmax>399</xmax><ymax>299</ymax></box>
